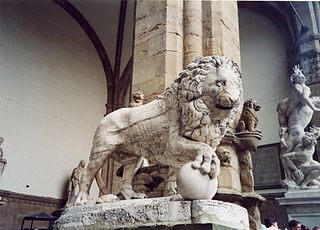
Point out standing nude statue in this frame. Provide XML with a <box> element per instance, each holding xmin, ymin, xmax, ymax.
<box><xmin>277</xmin><ymin>65</ymin><xmax>320</xmax><ymax>187</ymax></box>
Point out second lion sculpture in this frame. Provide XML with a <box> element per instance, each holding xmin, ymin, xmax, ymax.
<box><xmin>76</xmin><ymin>56</ymin><xmax>242</xmax><ymax>205</ymax></box>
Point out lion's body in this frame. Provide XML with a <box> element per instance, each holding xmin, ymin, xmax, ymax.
<box><xmin>75</xmin><ymin>56</ymin><xmax>242</xmax><ymax>205</ymax></box>
<box><xmin>92</xmin><ymin>100</ymin><xmax>175</xmax><ymax>165</ymax></box>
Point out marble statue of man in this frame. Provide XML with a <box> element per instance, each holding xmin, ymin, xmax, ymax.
<box><xmin>64</xmin><ymin>160</ymin><xmax>86</xmax><ymax>208</ymax></box>
<box><xmin>282</xmin><ymin>128</ymin><xmax>320</xmax><ymax>188</ymax></box>
<box><xmin>277</xmin><ymin>65</ymin><xmax>320</xmax><ymax>188</ymax></box>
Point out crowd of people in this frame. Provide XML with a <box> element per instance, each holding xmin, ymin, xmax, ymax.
<box><xmin>260</xmin><ymin>218</ymin><xmax>320</xmax><ymax>230</ymax></box>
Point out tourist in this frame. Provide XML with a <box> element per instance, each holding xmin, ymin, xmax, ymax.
<box><xmin>265</xmin><ymin>218</ymin><xmax>280</xmax><ymax>229</ymax></box>
<box><xmin>260</xmin><ymin>223</ymin><xmax>268</xmax><ymax>230</ymax></box>
<box><xmin>312</xmin><ymin>227</ymin><xmax>320</xmax><ymax>230</ymax></box>
<box><xmin>302</xmin><ymin>225</ymin><xmax>310</xmax><ymax>230</ymax></box>
<box><xmin>289</xmin><ymin>220</ymin><xmax>302</xmax><ymax>230</ymax></box>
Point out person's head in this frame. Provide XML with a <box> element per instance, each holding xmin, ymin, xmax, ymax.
<box><xmin>312</xmin><ymin>226</ymin><xmax>320</xmax><ymax>230</ymax></box>
<box><xmin>302</xmin><ymin>225</ymin><xmax>310</xmax><ymax>230</ymax></box>
<box><xmin>79</xmin><ymin>160</ymin><xmax>86</xmax><ymax>168</ymax></box>
<box><xmin>289</xmin><ymin>220</ymin><xmax>301</xmax><ymax>230</ymax></box>
<box><xmin>264</xmin><ymin>218</ymin><xmax>278</xmax><ymax>228</ymax></box>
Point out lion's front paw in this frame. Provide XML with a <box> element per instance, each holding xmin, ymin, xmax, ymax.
<box><xmin>191</xmin><ymin>160</ymin><xmax>201</xmax><ymax>169</ymax></box>
<box><xmin>209</xmin><ymin>167</ymin><xmax>220</xmax><ymax>179</ymax></box>
<box><xmin>199</xmin><ymin>163</ymin><xmax>211</xmax><ymax>175</ymax></box>
<box><xmin>75</xmin><ymin>192</ymin><xmax>88</xmax><ymax>205</ymax></box>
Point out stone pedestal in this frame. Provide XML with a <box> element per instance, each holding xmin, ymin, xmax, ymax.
<box><xmin>277</xmin><ymin>189</ymin><xmax>320</xmax><ymax>227</ymax></box>
<box><xmin>54</xmin><ymin>198</ymin><xmax>249</xmax><ymax>230</ymax></box>
<box><xmin>215</xmin><ymin>131</ymin><xmax>264</xmax><ymax>230</ymax></box>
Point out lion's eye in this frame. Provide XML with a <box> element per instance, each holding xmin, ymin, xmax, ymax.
<box><xmin>216</xmin><ymin>80</ymin><xmax>225</xmax><ymax>87</ymax></box>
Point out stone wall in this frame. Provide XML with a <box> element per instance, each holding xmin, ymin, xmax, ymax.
<box><xmin>0</xmin><ymin>190</ymin><xmax>64</xmax><ymax>230</ymax></box>
<box><xmin>132</xmin><ymin>0</ymin><xmax>183</xmax><ymax>102</ymax></box>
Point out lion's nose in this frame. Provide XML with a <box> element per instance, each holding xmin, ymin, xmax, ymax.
<box><xmin>219</xmin><ymin>95</ymin><xmax>239</xmax><ymax>108</ymax></box>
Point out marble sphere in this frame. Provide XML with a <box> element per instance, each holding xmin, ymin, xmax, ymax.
<box><xmin>177</xmin><ymin>162</ymin><xmax>218</xmax><ymax>200</ymax></box>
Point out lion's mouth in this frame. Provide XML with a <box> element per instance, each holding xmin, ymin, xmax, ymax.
<box><xmin>216</xmin><ymin>104</ymin><xmax>233</xmax><ymax>110</ymax></box>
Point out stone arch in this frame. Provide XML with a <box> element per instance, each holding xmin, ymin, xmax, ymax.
<box><xmin>53</xmin><ymin>0</ymin><xmax>112</xmax><ymax>109</ymax></box>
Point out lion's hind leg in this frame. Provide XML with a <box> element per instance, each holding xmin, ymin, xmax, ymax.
<box><xmin>120</xmin><ymin>156</ymin><xmax>146</xmax><ymax>200</ymax></box>
<box><xmin>75</xmin><ymin>150</ymin><xmax>113</xmax><ymax>205</ymax></box>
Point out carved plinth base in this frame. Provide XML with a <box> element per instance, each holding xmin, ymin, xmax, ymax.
<box><xmin>235</xmin><ymin>131</ymin><xmax>262</xmax><ymax>152</ymax></box>
<box><xmin>278</xmin><ymin>188</ymin><xmax>320</xmax><ymax>227</ymax></box>
<box><xmin>54</xmin><ymin>198</ymin><xmax>249</xmax><ymax>230</ymax></box>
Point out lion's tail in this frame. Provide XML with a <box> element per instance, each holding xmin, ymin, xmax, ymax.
<box><xmin>95</xmin><ymin>169</ymin><xmax>110</xmax><ymax>195</ymax></box>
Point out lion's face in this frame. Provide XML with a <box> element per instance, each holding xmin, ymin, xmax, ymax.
<box><xmin>132</xmin><ymin>91</ymin><xmax>144</xmax><ymax>102</ymax></box>
<box><xmin>243</xmin><ymin>99</ymin><xmax>261</xmax><ymax>112</ymax></box>
<box><xmin>201</xmin><ymin>66</ymin><xmax>240</xmax><ymax>112</ymax></box>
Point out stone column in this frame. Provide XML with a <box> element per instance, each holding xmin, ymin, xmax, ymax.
<box><xmin>132</xmin><ymin>0</ymin><xmax>183</xmax><ymax>102</ymax></box>
<box><xmin>313</xmin><ymin>2</ymin><xmax>320</xmax><ymax>33</ymax></box>
<box><xmin>132</xmin><ymin>0</ymin><xmax>241</xmax><ymax>101</ymax></box>
<box><xmin>183</xmin><ymin>0</ymin><xmax>202</xmax><ymax>68</ymax></box>
<box><xmin>293</xmin><ymin>2</ymin><xmax>320</xmax><ymax>84</ymax></box>
<box><xmin>202</xmin><ymin>0</ymin><xmax>240</xmax><ymax>65</ymax></box>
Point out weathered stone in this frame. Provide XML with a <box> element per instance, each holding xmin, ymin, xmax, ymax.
<box><xmin>192</xmin><ymin>200</ymin><xmax>249</xmax><ymax>230</ymax></box>
<box><xmin>54</xmin><ymin>198</ymin><xmax>249</xmax><ymax>230</ymax></box>
<box><xmin>278</xmin><ymin>188</ymin><xmax>320</xmax><ymax>227</ymax></box>
<box><xmin>54</xmin><ymin>198</ymin><xmax>192</xmax><ymax>230</ymax></box>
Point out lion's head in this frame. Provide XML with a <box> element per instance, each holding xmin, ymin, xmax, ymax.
<box><xmin>236</xmin><ymin>98</ymin><xmax>260</xmax><ymax>132</ymax></box>
<box><xmin>129</xmin><ymin>91</ymin><xmax>144</xmax><ymax>107</ymax></box>
<box><xmin>163</xmin><ymin>56</ymin><xmax>242</xmax><ymax>145</ymax></box>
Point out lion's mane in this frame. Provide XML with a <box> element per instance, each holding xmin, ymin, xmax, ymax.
<box><xmin>159</xmin><ymin>56</ymin><xmax>242</xmax><ymax>145</ymax></box>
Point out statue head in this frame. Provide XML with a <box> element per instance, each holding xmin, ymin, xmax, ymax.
<box><xmin>130</xmin><ymin>91</ymin><xmax>144</xmax><ymax>107</ymax></box>
<box><xmin>79</xmin><ymin>160</ymin><xmax>86</xmax><ymax>168</ymax></box>
<box><xmin>291</xmin><ymin>65</ymin><xmax>306</xmax><ymax>84</ymax></box>
<box><xmin>302</xmin><ymin>132</ymin><xmax>318</xmax><ymax>147</ymax></box>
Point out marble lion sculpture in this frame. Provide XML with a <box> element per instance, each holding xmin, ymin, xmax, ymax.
<box><xmin>75</xmin><ymin>56</ymin><xmax>242</xmax><ymax>205</ymax></box>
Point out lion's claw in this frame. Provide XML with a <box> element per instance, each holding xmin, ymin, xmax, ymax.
<box><xmin>199</xmin><ymin>164</ymin><xmax>211</xmax><ymax>174</ymax></box>
<box><xmin>192</xmin><ymin>161</ymin><xmax>201</xmax><ymax>169</ymax></box>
